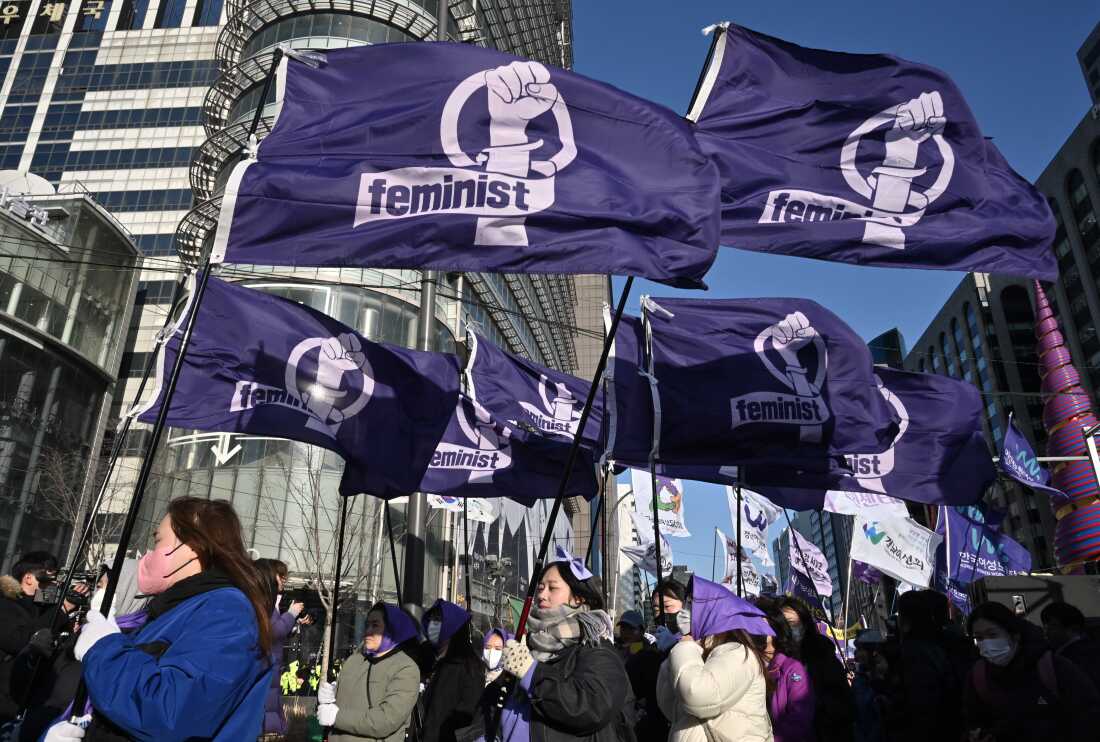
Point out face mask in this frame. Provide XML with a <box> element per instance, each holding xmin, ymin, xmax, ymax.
<box><xmin>427</xmin><ymin>621</ymin><xmax>442</xmax><ymax>645</ymax></box>
<box><xmin>978</xmin><ymin>637</ymin><xmax>1016</xmax><ymax>667</ymax></box>
<box><xmin>483</xmin><ymin>648</ymin><xmax>503</xmax><ymax>669</ymax></box>
<box><xmin>790</xmin><ymin>625</ymin><xmax>805</xmax><ymax>642</ymax></box>
<box><xmin>137</xmin><ymin>541</ymin><xmax>197</xmax><ymax>595</ymax></box>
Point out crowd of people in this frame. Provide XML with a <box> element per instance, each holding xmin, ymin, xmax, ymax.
<box><xmin>2</xmin><ymin>497</ymin><xmax>1100</xmax><ymax>742</ymax></box>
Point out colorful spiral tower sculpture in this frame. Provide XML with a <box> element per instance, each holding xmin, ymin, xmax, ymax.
<box><xmin>1034</xmin><ymin>282</ymin><xmax>1100</xmax><ymax>570</ymax></box>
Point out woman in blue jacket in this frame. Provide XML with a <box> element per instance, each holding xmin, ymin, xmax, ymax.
<box><xmin>46</xmin><ymin>496</ymin><xmax>274</xmax><ymax>741</ymax></box>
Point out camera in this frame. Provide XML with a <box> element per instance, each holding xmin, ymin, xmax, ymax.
<box><xmin>32</xmin><ymin>569</ymin><xmax>97</xmax><ymax>608</ymax></box>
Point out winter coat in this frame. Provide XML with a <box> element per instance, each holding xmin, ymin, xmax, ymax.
<box><xmin>81</xmin><ymin>580</ymin><xmax>272</xmax><ymax>741</ymax></box>
<box><xmin>656</xmin><ymin>641</ymin><xmax>773</xmax><ymax>742</ymax></box>
<box><xmin>420</xmin><ymin>655</ymin><xmax>485</xmax><ymax>742</ymax></box>
<box><xmin>263</xmin><ymin>607</ymin><xmax>299</xmax><ymax>734</ymax></box>
<box><xmin>1055</xmin><ymin>635</ymin><xmax>1100</xmax><ymax>692</ymax></box>
<box><xmin>963</xmin><ymin>638</ymin><xmax>1100</xmax><ymax>742</ymax></box>
<box><xmin>625</xmin><ymin>646</ymin><xmax>669</xmax><ymax>742</ymax></box>
<box><xmin>329</xmin><ymin>648</ymin><xmax>420</xmax><ymax>742</ymax></box>
<box><xmin>0</xmin><ymin>575</ymin><xmax>63</xmax><ymax>721</ymax></box>
<box><xmin>767</xmin><ymin>653</ymin><xmax>813</xmax><ymax>742</ymax></box>
<box><xmin>881</xmin><ymin>637</ymin><xmax>962</xmax><ymax>742</ymax></box>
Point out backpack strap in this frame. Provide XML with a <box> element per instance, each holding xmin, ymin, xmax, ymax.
<box><xmin>1037</xmin><ymin>650</ymin><xmax>1060</xmax><ymax>702</ymax></box>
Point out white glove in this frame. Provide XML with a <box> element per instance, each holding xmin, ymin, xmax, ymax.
<box><xmin>652</xmin><ymin>626</ymin><xmax>679</xmax><ymax>652</ymax></box>
<box><xmin>317</xmin><ymin>680</ymin><xmax>337</xmax><ymax>705</ymax></box>
<box><xmin>501</xmin><ymin>638</ymin><xmax>535</xmax><ymax>679</ymax></box>
<box><xmin>316</xmin><ymin>703</ymin><xmax>339</xmax><ymax>727</ymax></box>
<box><xmin>74</xmin><ymin>612</ymin><xmax>121</xmax><ymax>661</ymax></box>
<box><xmin>44</xmin><ymin>715</ymin><xmax>91</xmax><ymax>740</ymax></box>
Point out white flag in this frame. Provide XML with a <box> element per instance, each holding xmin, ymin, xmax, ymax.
<box><xmin>717</xmin><ymin>528</ymin><xmax>762</xmax><ymax>597</ymax></box>
<box><xmin>623</xmin><ymin>511</ymin><xmax>674</xmax><ymax>577</ymax></box>
<box><xmin>425</xmin><ymin>495</ymin><xmax>497</xmax><ymax>523</ymax></box>
<box><xmin>849</xmin><ymin>515</ymin><xmax>942</xmax><ymax>588</ymax></box>
<box><xmin>728</xmin><ymin>487</ymin><xmax>780</xmax><ymax>568</ymax></box>
<box><xmin>788</xmin><ymin>529</ymin><xmax>833</xmax><ymax>597</ymax></box>
<box><xmin>631</xmin><ymin>468</ymin><xmax>691</xmax><ymax>538</ymax></box>
<box><xmin>823</xmin><ymin>491</ymin><xmax>910</xmax><ymax>521</ymax></box>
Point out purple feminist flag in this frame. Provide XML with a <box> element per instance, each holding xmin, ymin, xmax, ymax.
<box><xmin>690</xmin><ymin>24</ymin><xmax>1055</xmax><ymax>280</ymax></box>
<box><xmin>637</xmin><ymin>297</ymin><xmax>898</xmax><ymax>466</ymax></box>
<box><xmin>936</xmin><ymin>505</ymin><xmax>1032</xmax><ymax>586</ymax></box>
<box><xmin>341</xmin><ymin>394</ymin><xmax>598</xmax><ymax>503</ymax></box>
<box><xmin>465</xmin><ymin>332</ymin><xmax>603</xmax><ymax>450</ymax></box>
<box><xmin>1001</xmin><ymin>413</ymin><xmax>1067</xmax><ymax>503</ymax></box>
<box><xmin>750</xmin><ymin>368</ymin><xmax>994</xmax><ymax>508</ymax></box>
<box><xmin>785</xmin><ymin>567</ymin><xmax>825</xmax><ymax>614</ymax></box>
<box><xmin>134</xmin><ymin>275</ymin><xmax>458</xmax><ymax>496</ymax></box>
<box><xmin>212</xmin><ymin>43</ymin><xmax>719</xmax><ymax>288</ymax></box>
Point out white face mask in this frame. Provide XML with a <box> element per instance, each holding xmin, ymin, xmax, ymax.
<box><xmin>427</xmin><ymin>621</ymin><xmax>442</xmax><ymax>645</ymax></box>
<box><xmin>483</xmin><ymin>648</ymin><xmax>503</xmax><ymax>669</ymax></box>
<box><xmin>978</xmin><ymin>637</ymin><xmax>1016</xmax><ymax>667</ymax></box>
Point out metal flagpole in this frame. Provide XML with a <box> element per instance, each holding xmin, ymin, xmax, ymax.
<box><xmin>384</xmin><ymin>501</ymin><xmax>403</xmax><ymax>601</ymax></box>
<box><xmin>782</xmin><ymin>509</ymin><xmax>844</xmax><ymax>656</ymax></box>
<box><xmin>584</xmin><ymin>465</ymin><xmax>611</xmax><ymax>566</ymax></box>
<box><xmin>735</xmin><ymin>487</ymin><xmax>744</xmax><ymax>598</ymax></box>
<box><xmin>711</xmin><ymin>528</ymin><xmax>718</xmax><ymax>581</ymax></box>
<box><xmin>843</xmin><ymin>551</ymin><xmax>854</xmax><ymax>655</ymax></box>
<box><xmin>325</xmin><ymin>495</ymin><xmax>351</xmax><ymax>679</ymax></box>
<box><xmin>486</xmin><ymin>277</ymin><xmax>633</xmax><ymax>742</ymax></box>
<box><xmin>640</xmin><ymin>299</ymin><xmax>665</xmax><ymax>623</ymax></box>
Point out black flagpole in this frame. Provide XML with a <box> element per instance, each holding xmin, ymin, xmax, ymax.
<box><xmin>584</xmin><ymin>464</ymin><xmax>611</xmax><ymax>567</ymax></box>
<box><xmin>384</xmin><ymin>501</ymin><xmax>403</xmax><ymax>601</ymax></box>
<box><xmin>462</xmin><ymin>497</ymin><xmax>471</xmax><ymax>609</ymax></box>
<box><xmin>783</xmin><ymin>509</ymin><xmax>844</xmax><ymax>656</ymax></box>
<box><xmin>325</xmin><ymin>495</ymin><xmax>350</xmax><ymax>680</ymax></box>
<box><xmin>641</xmin><ymin>301</ymin><xmax>665</xmax><ymax>624</ymax></box>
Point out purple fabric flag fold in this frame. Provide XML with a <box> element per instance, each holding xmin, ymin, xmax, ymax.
<box><xmin>1000</xmin><ymin>413</ymin><xmax>1068</xmax><ymax>503</ymax></box>
<box><xmin>465</xmin><ymin>332</ymin><xmax>603</xmax><ymax>450</ymax></box>
<box><xmin>340</xmin><ymin>393</ymin><xmax>598</xmax><ymax>503</ymax></box>
<box><xmin>852</xmin><ymin>561</ymin><xmax>882</xmax><ymax>585</ymax></box>
<box><xmin>134</xmin><ymin>275</ymin><xmax>458</xmax><ymax>497</ymax></box>
<box><xmin>749</xmin><ymin>367</ymin><xmax>994</xmax><ymax>508</ymax></box>
<box><xmin>936</xmin><ymin>505</ymin><xmax>1032</xmax><ymax>587</ymax></box>
<box><xmin>629</xmin><ymin>297</ymin><xmax>899</xmax><ymax>466</ymax></box>
<box><xmin>213</xmin><ymin>42</ymin><xmax>720</xmax><ymax>288</ymax></box>
<box><xmin>690</xmin><ymin>576</ymin><xmax>774</xmax><ymax>638</ymax></box>
<box><xmin>690</xmin><ymin>24</ymin><xmax>1055</xmax><ymax>280</ymax></box>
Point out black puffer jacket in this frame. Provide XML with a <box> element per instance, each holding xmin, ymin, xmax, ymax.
<box><xmin>0</xmin><ymin>575</ymin><xmax>64</xmax><ymax>722</ymax></box>
<box><xmin>420</xmin><ymin>655</ymin><xmax>486</xmax><ymax>742</ymax></box>
<box><xmin>801</xmin><ymin>633</ymin><xmax>853</xmax><ymax>742</ymax></box>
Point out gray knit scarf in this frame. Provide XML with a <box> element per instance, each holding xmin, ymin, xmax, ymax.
<box><xmin>525</xmin><ymin>604</ymin><xmax>613</xmax><ymax>662</ymax></box>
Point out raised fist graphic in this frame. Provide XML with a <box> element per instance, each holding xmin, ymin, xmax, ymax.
<box><xmin>483</xmin><ymin>61</ymin><xmax>560</xmax><ymax>177</ymax></box>
<box><xmin>768</xmin><ymin>312</ymin><xmax>816</xmax><ymax>371</ymax></box>
<box><xmin>884</xmin><ymin>91</ymin><xmax>945</xmax><ymax>169</ymax></box>
<box><xmin>316</xmin><ymin>333</ymin><xmax>366</xmax><ymax>391</ymax></box>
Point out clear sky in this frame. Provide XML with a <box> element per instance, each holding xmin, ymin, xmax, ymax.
<box><xmin>571</xmin><ymin>3</ymin><xmax>1099</xmax><ymax>583</ymax></box>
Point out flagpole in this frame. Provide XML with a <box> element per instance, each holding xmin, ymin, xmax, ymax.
<box><xmin>783</xmin><ymin>509</ymin><xmax>844</xmax><ymax>657</ymax></box>
<box><xmin>462</xmin><ymin>497</ymin><xmax>471</xmax><ymax>610</ymax></box>
<box><xmin>584</xmin><ymin>464</ymin><xmax>611</xmax><ymax>566</ymax></box>
<box><xmin>384</xmin><ymin>501</ymin><xmax>403</xmax><ymax>600</ymax></box>
<box><xmin>487</xmin><ymin>277</ymin><xmax>634</xmax><ymax>742</ymax></box>
<box><xmin>736</xmin><ymin>486</ymin><xmax>744</xmax><ymax>598</ymax></box>
<box><xmin>711</xmin><ymin>528</ymin><xmax>717</xmax><ymax>581</ymax></box>
<box><xmin>843</xmin><ymin>551</ymin><xmax>854</xmax><ymax>656</ymax></box>
<box><xmin>325</xmin><ymin>495</ymin><xmax>350</xmax><ymax>680</ymax></box>
<box><xmin>512</xmin><ymin>275</ymin><xmax>633</xmax><ymax>639</ymax></box>
<box><xmin>640</xmin><ymin>299</ymin><xmax>666</xmax><ymax>623</ymax></box>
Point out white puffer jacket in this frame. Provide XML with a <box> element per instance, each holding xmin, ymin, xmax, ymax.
<box><xmin>656</xmin><ymin>640</ymin><xmax>773</xmax><ymax>742</ymax></box>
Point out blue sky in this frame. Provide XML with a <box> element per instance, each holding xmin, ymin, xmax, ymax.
<box><xmin>572</xmin><ymin>2</ymin><xmax>1099</xmax><ymax>581</ymax></box>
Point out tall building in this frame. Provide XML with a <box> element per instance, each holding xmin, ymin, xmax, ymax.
<box><xmin>0</xmin><ymin>174</ymin><xmax>140</xmax><ymax>570</ymax></box>
<box><xmin>869</xmin><ymin>328</ymin><xmax>906</xmax><ymax>369</ymax></box>
<box><xmin>0</xmin><ymin>0</ymin><xmax>595</xmax><ymax>633</ymax></box>
<box><xmin>1078</xmin><ymin>21</ymin><xmax>1100</xmax><ymax>104</ymax></box>
<box><xmin>902</xmin><ymin>273</ymin><xmax>1057</xmax><ymax>568</ymax></box>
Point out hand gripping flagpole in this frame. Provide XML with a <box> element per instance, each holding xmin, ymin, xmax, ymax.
<box><xmin>325</xmin><ymin>495</ymin><xmax>351</xmax><ymax>681</ymax></box>
<box><xmin>486</xmin><ymin>277</ymin><xmax>633</xmax><ymax>742</ymax></box>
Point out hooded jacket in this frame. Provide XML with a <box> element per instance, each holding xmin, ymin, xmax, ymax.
<box><xmin>482</xmin><ymin>628</ymin><xmax>512</xmax><ymax>686</ymax></box>
<box><xmin>80</xmin><ymin>572</ymin><xmax>272</xmax><ymax>741</ymax></box>
<box><xmin>420</xmin><ymin>600</ymin><xmax>484</xmax><ymax>742</ymax></box>
<box><xmin>0</xmin><ymin>574</ymin><xmax>66</xmax><ymax>721</ymax></box>
<box><xmin>963</xmin><ymin>636</ymin><xmax>1100</xmax><ymax>742</ymax></box>
<box><xmin>329</xmin><ymin>604</ymin><xmax>420</xmax><ymax>742</ymax></box>
<box><xmin>767</xmin><ymin>653</ymin><xmax>813</xmax><ymax>742</ymax></box>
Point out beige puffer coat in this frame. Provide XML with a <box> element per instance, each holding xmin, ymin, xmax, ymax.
<box><xmin>656</xmin><ymin>640</ymin><xmax>773</xmax><ymax>742</ymax></box>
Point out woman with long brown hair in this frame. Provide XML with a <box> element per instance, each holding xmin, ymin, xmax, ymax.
<box><xmin>657</xmin><ymin>577</ymin><xmax>775</xmax><ymax>742</ymax></box>
<box><xmin>46</xmin><ymin>497</ymin><xmax>274</xmax><ymax>741</ymax></box>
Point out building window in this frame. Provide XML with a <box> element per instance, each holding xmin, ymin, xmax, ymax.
<box><xmin>117</xmin><ymin>351</ymin><xmax>153</xmax><ymax>378</ymax></box>
<box><xmin>154</xmin><ymin>0</ymin><xmax>187</xmax><ymax>27</ymax></box>
<box><xmin>191</xmin><ymin>0</ymin><xmax>222</xmax><ymax>26</ymax></box>
<box><xmin>119</xmin><ymin>427</ymin><xmax>151</xmax><ymax>455</ymax></box>
<box><xmin>135</xmin><ymin>280</ymin><xmax>178</xmax><ymax>305</ymax></box>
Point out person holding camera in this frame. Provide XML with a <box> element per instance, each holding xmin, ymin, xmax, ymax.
<box><xmin>255</xmin><ymin>558</ymin><xmax>308</xmax><ymax>738</ymax></box>
<box><xmin>0</xmin><ymin>551</ymin><xmax>88</xmax><ymax>724</ymax></box>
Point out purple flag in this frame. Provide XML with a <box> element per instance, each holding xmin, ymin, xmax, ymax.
<box><xmin>465</xmin><ymin>332</ymin><xmax>603</xmax><ymax>450</ymax></box>
<box><xmin>1001</xmin><ymin>413</ymin><xmax>1068</xmax><ymax>503</ymax></box>
<box><xmin>690</xmin><ymin>24</ymin><xmax>1055</xmax><ymax>280</ymax></box>
<box><xmin>341</xmin><ymin>394</ymin><xmax>598</xmax><ymax>503</ymax></box>
<box><xmin>622</xmin><ymin>297</ymin><xmax>899</xmax><ymax>466</ymax></box>
<box><xmin>134</xmin><ymin>275</ymin><xmax>458</xmax><ymax>496</ymax></box>
<box><xmin>751</xmin><ymin>368</ymin><xmax>994</xmax><ymax>507</ymax></box>
<box><xmin>785</xmin><ymin>567</ymin><xmax>825</xmax><ymax>614</ymax></box>
<box><xmin>852</xmin><ymin>561</ymin><xmax>882</xmax><ymax>585</ymax></box>
<box><xmin>936</xmin><ymin>505</ymin><xmax>1032</xmax><ymax>587</ymax></box>
<box><xmin>212</xmin><ymin>43</ymin><xmax>719</xmax><ymax>288</ymax></box>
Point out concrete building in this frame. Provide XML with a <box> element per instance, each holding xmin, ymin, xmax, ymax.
<box><xmin>0</xmin><ymin>172</ymin><xmax>140</xmax><ymax>570</ymax></box>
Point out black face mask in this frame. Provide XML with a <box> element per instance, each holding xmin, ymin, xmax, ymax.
<box><xmin>657</xmin><ymin>609</ymin><xmax>691</xmax><ymax>635</ymax></box>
